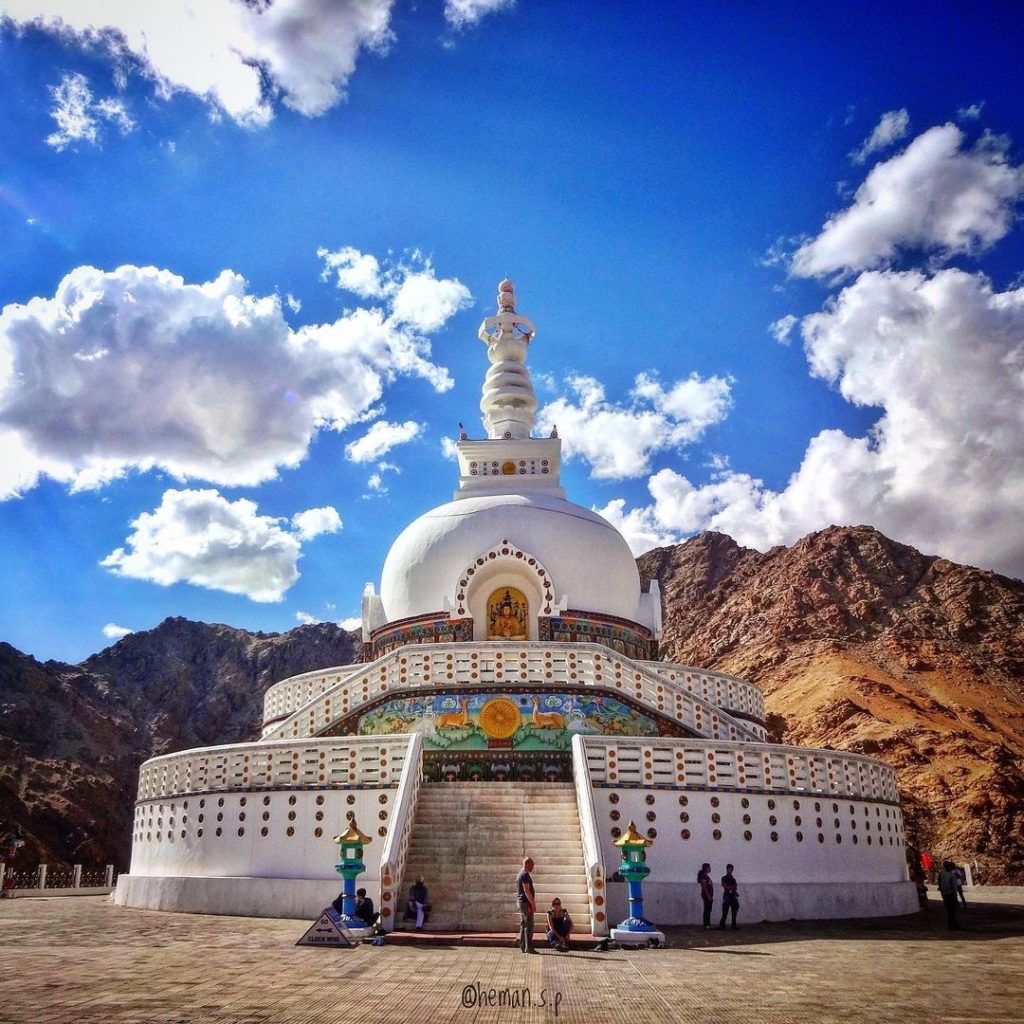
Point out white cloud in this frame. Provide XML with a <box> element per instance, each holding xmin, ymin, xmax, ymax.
<box><xmin>849</xmin><ymin>108</ymin><xmax>909</xmax><ymax>165</ymax></box>
<box><xmin>338</xmin><ymin>615</ymin><xmax>361</xmax><ymax>630</ymax></box>
<box><xmin>536</xmin><ymin>372</ymin><xmax>732</xmax><ymax>480</ymax></box>
<box><xmin>100</xmin><ymin>488</ymin><xmax>330</xmax><ymax>601</ymax></box>
<box><xmin>4</xmin><ymin>0</ymin><xmax>395</xmax><ymax>127</ymax></box>
<box><xmin>290</xmin><ymin>505</ymin><xmax>343</xmax><ymax>540</ymax></box>
<box><xmin>285</xmin><ymin>293</ymin><xmax>301</xmax><ymax>313</ymax></box>
<box><xmin>345</xmin><ymin>419</ymin><xmax>421</xmax><ymax>462</ymax></box>
<box><xmin>609</xmin><ymin>268</ymin><xmax>1024</xmax><ymax>578</ymax></box>
<box><xmin>440</xmin><ymin>436</ymin><xmax>459</xmax><ymax>460</ymax></box>
<box><xmin>319</xmin><ymin>247</ymin><xmax>473</xmax><ymax>333</ymax></box>
<box><xmin>792</xmin><ymin>124</ymin><xmax>1024</xmax><ymax>279</ymax></box>
<box><xmin>0</xmin><ymin>252</ymin><xmax>460</xmax><ymax>498</ymax></box>
<box><xmin>769</xmin><ymin>314</ymin><xmax>798</xmax><ymax>344</ymax></box>
<box><xmin>366</xmin><ymin>472</ymin><xmax>384</xmax><ymax>492</ymax></box>
<box><xmin>957</xmin><ymin>102</ymin><xmax>985</xmax><ymax>121</ymax></box>
<box><xmin>295</xmin><ymin>611</ymin><xmax>321</xmax><ymax>625</ymax></box>
<box><xmin>45</xmin><ymin>71</ymin><xmax>136</xmax><ymax>151</ymax></box>
<box><xmin>444</xmin><ymin>0</ymin><xmax>515</xmax><ymax>29</ymax></box>
<box><xmin>102</xmin><ymin>622</ymin><xmax>133</xmax><ymax>640</ymax></box>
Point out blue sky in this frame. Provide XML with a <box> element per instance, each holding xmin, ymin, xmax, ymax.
<box><xmin>1</xmin><ymin>2</ymin><xmax>1023</xmax><ymax>664</ymax></box>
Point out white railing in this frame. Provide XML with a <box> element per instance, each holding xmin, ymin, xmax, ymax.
<box><xmin>262</xmin><ymin>652</ymin><xmax>765</xmax><ymax>735</ymax></box>
<box><xmin>639</xmin><ymin>661</ymin><xmax>765</xmax><ymax>723</ymax></box>
<box><xmin>262</xmin><ymin>664</ymin><xmax>366</xmax><ymax>729</ymax></box>
<box><xmin>571</xmin><ymin>735</ymin><xmax>609</xmax><ymax>937</ymax></box>
<box><xmin>579</xmin><ymin>736</ymin><xmax>901</xmax><ymax>804</ymax></box>
<box><xmin>261</xmin><ymin>642</ymin><xmax>764</xmax><ymax>746</ymax></box>
<box><xmin>136</xmin><ymin>736</ymin><xmax>414</xmax><ymax>801</ymax></box>
<box><xmin>377</xmin><ymin>733</ymin><xmax>424</xmax><ymax>932</ymax></box>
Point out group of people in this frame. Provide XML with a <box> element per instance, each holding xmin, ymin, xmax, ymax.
<box><xmin>517</xmin><ymin>856</ymin><xmax>574</xmax><ymax>952</ymax></box>
<box><xmin>697</xmin><ymin>862</ymin><xmax>739</xmax><ymax>929</ymax></box>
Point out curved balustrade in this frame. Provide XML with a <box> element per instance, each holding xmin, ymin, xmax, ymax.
<box><xmin>639</xmin><ymin>661</ymin><xmax>765</xmax><ymax>723</ymax></box>
<box><xmin>260</xmin><ymin>642</ymin><xmax>765</xmax><ymax>746</ymax></box>
<box><xmin>262</xmin><ymin>664</ymin><xmax>366</xmax><ymax>731</ymax></box>
<box><xmin>579</xmin><ymin>735</ymin><xmax>901</xmax><ymax>804</ymax></box>
<box><xmin>262</xmin><ymin>653</ymin><xmax>767</xmax><ymax>736</ymax></box>
<box><xmin>136</xmin><ymin>735</ymin><xmax>415</xmax><ymax>802</ymax></box>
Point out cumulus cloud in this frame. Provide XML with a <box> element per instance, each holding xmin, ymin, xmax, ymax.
<box><xmin>345</xmin><ymin>419</ymin><xmax>421</xmax><ymax>462</ymax></box>
<box><xmin>957</xmin><ymin>102</ymin><xmax>985</xmax><ymax>121</ymax></box>
<box><xmin>444</xmin><ymin>0</ymin><xmax>515</xmax><ymax>29</ymax></box>
<box><xmin>295</xmin><ymin>611</ymin><xmax>321</xmax><ymax>625</ymax></box>
<box><xmin>290</xmin><ymin>506</ymin><xmax>343</xmax><ymax>540</ymax></box>
<box><xmin>792</xmin><ymin>124</ymin><xmax>1024</xmax><ymax>279</ymax></box>
<box><xmin>769</xmin><ymin>314</ymin><xmax>798</xmax><ymax>344</ymax></box>
<box><xmin>849</xmin><ymin>108</ymin><xmax>909</xmax><ymax>165</ymax></box>
<box><xmin>536</xmin><ymin>372</ymin><xmax>732</xmax><ymax>480</ymax></box>
<box><xmin>606</xmin><ymin>269</ymin><xmax>1024</xmax><ymax>579</ymax></box>
<box><xmin>101</xmin><ymin>488</ymin><xmax>340</xmax><ymax>601</ymax></box>
<box><xmin>3</xmin><ymin>0</ymin><xmax>395</xmax><ymax>127</ymax></box>
<box><xmin>45</xmin><ymin>71</ymin><xmax>136</xmax><ymax>151</ymax></box>
<box><xmin>319</xmin><ymin>247</ymin><xmax>472</xmax><ymax>333</ymax></box>
<box><xmin>338</xmin><ymin>616</ymin><xmax>361</xmax><ymax>630</ymax></box>
<box><xmin>0</xmin><ymin>252</ymin><xmax>461</xmax><ymax>498</ymax></box>
<box><xmin>102</xmin><ymin>622</ymin><xmax>133</xmax><ymax>640</ymax></box>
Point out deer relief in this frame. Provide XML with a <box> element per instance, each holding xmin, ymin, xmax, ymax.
<box><xmin>437</xmin><ymin>697</ymin><xmax>470</xmax><ymax>730</ymax></box>
<box><xmin>531</xmin><ymin>697</ymin><xmax>565</xmax><ymax>730</ymax></box>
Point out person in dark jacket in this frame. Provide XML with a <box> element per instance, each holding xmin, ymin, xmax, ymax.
<box><xmin>408</xmin><ymin>876</ymin><xmax>430</xmax><ymax>931</ymax></box>
<box><xmin>697</xmin><ymin>863</ymin><xmax>714</xmax><ymax>929</ymax></box>
<box><xmin>355</xmin><ymin>887</ymin><xmax>379</xmax><ymax>927</ymax></box>
<box><xmin>719</xmin><ymin>864</ymin><xmax>739</xmax><ymax>930</ymax></box>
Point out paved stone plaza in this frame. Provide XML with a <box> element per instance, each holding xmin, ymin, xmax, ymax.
<box><xmin>1</xmin><ymin>890</ymin><xmax>1023</xmax><ymax>1024</ymax></box>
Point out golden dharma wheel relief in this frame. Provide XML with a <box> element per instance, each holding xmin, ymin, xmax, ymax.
<box><xmin>478</xmin><ymin>696</ymin><xmax>522</xmax><ymax>739</ymax></box>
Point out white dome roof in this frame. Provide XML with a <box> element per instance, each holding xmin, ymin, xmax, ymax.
<box><xmin>379</xmin><ymin>493</ymin><xmax>642</xmax><ymax>625</ymax></box>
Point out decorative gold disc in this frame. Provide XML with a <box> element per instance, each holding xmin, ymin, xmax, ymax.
<box><xmin>478</xmin><ymin>697</ymin><xmax>522</xmax><ymax>739</ymax></box>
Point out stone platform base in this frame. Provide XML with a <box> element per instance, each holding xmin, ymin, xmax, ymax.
<box><xmin>606</xmin><ymin>880</ymin><xmax>920</xmax><ymax>925</ymax></box>
<box><xmin>115</xmin><ymin>875</ymin><xmax>347</xmax><ymax>921</ymax></box>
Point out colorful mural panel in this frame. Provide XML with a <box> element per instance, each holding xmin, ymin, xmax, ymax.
<box><xmin>539</xmin><ymin>612</ymin><xmax>656</xmax><ymax>661</ymax></box>
<box><xmin>357</xmin><ymin>691</ymin><xmax>660</xmax><ymax>751</ymax></box>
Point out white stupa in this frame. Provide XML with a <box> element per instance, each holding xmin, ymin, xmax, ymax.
<box><xmin>115</xmin><ymin>280</ymin><xmax>917</xmax><ymax>932</ymax></box>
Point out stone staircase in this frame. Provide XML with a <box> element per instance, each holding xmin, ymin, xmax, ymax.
<box><xmin>397</xmin><ymin>782</ymin><xmax>592</xmax><ymax>933</ymax></box>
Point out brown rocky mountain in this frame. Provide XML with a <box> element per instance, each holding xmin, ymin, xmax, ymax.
<box><xmin>2</xmin><ymin>525</ymin><xmax>1021</xmax><ymax>882</ymax></box>
<box><xmin>638</xmin><ymin>525</ymin><xmax>1024</xmax><ymax>883</ymax></box>
<box><xmin>0</xmin><ymin>619</ymin><xmax>360</xmax><ymax>870</ymax></box>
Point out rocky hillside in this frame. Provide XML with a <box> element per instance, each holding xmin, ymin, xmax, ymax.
<box><xmin>0</xmin><ymin>619</ymin><xmax>359</xmax><ymax>870</ymax></box>
<box><xmin>639</xmin><ymin>526</ymin><xmax>1024</xmax><ymax>883</ymax></box>
<box><xmin>2</xmin><ymin>525</ymin><xmax>1022</xmax><ymax>882</ymax></box>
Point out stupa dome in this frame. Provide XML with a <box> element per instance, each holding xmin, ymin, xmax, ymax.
<box><xmin>379</xmin><ymin>493</ymin><xmax>643</xmax><ymax>633</ymax></box>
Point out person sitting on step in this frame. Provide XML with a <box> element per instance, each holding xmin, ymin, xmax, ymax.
<box><xmin>546</xmin><ymin>897</ymin><xmax>574</xmax><ymax>952</ymax></box>
<box><xmin>407</xmin><ymin>876</ymin><xmax>430</xmax><ymax>931</ymax></box>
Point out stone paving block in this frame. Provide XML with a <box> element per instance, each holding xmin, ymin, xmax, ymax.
<box><xmin>0</xmin><ymin>891</ymin><xmax>1022</xmax><ymax>1023</ymax></box>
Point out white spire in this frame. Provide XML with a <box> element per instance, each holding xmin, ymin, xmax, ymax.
<box><xmin>478</xmin><ymin>278</ymin><xmax>538</xmax><ymax>439</ymax></box>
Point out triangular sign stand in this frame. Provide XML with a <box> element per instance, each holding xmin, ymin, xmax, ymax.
<box><xmin>296</xmin><ymin>906</ymin><xmax>357</xmax><ymax>948</ymax></box>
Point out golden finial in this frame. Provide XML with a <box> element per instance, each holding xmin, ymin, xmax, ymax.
<box><xmin>334</xmin><ymin>820</ymin><xmax>372</xmax><ymax>846</ymax></box>
<box><xmin>613</xmin><ymin>820</ymin><xmax>652</xmax><ymax>847</ymax></box>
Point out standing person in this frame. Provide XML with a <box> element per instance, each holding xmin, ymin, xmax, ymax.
<box><xmin>516</xmin><ymin>856</ymin><xmax>538</xmax><ymax>953</ymax></box>
<box><xmin>938</xmin><ymin>861</ymin><xmax>961</xmax><ymax>930</ymax></box>
<box><xmin>546</xmin><ymin>897</ymin><xmax>574</xmax><ymax>951</ymax></box>
<box><xmin>697</xmin><ymin>863</ymin><xmax>714</xmax><ymax>929</ymax></box>
<box><xmin>953</xmin><ymin>865</ymin><xmax>967</xmax><ymax>906</ymax></box>
<box><xmin>407</xmin><ymin>875</ymin><xmax>430</xmax><ymax>931</ymax></box>
<box><xmin>719</xmin><ymin>863</ymin><xmax>739</xmax><ymax>930</ymax></box>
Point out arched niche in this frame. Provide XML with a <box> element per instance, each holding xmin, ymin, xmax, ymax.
<box><xmin>451</xmin><ymin>540</ymin><xmax>556</xmax><ymax>642</ymax></box>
